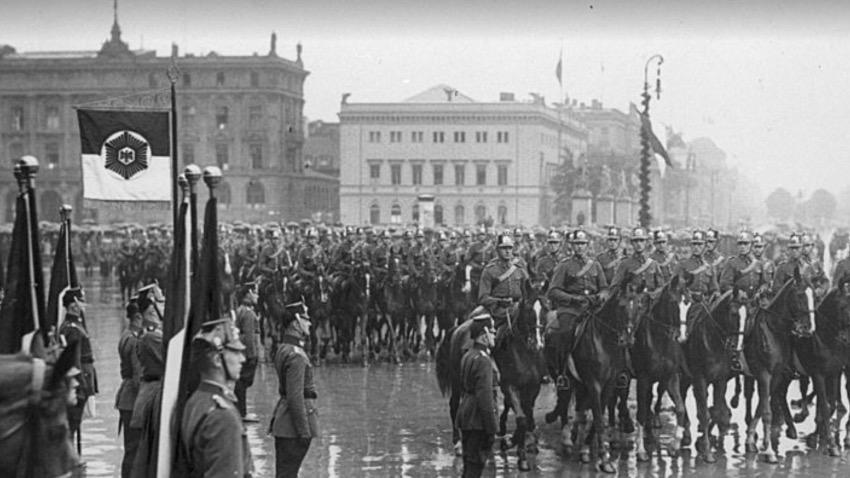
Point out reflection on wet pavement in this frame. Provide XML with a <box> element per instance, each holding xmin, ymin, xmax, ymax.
<box><xmin>80</xmin><ymin>276</ymin><xmax>850</xmax><ymax>477</ymax></box>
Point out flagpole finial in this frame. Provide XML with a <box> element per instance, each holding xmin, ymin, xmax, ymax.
<box><xmin>184</xmin><ymin>164</ymin><xmax>202</xmax><ymax>193</ymax></box>
<box><xmin>203</xmin><ymin>166</ymin><xmax>222</xmax><ymax>193</ymax></box>
<box><xmin>60</xmin><ymin>204</ymin><xmax>73</xmax><ymax>221</ymax></box>
<box><xmin>17</xmin><ymin>156</ymin><xmax>39</xmax><ymax>188</ymax></box>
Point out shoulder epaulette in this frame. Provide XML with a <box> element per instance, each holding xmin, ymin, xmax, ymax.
<box><xmin>211</xmin><ymin>394</ymin><xmax>232</xmax><ymax>409</ymax></box>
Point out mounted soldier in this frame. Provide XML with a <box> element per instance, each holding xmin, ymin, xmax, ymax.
<box><xmin>650</xmin><ymin>230</ymin><xmax>678</xmax><ymax>283</ymax></box>
<box><xmin>703</xmin><ymin>228</ymin><xmax>726</xmax><ymax>272</ymax></box>
<box><xmin>478</xmin><ymin>234</ymin><xmax>529</xmax><ymax>350</ymax></box>
<box><xmin>772</xmin><ymin>233</ymin><xmax>812</xmax><ymax>298</ymax></box>
<box><xmin>532</xmin><ymin>230</ymin><xmax>564</xmax><ymax>292</ymax></box>
<box><xmin>802</xmin><ymin>232</ymin><xmax>828</xmax><ymax>297</ymax></box>
<box><xmin>465</xmin><ymin>228</ymin><xmax>492</xmax><ymax>294</ymax></box>
<box><xmin>597</xmin><ymin>226</ymin><xmax>625</xmax><ymax>285</ymax></box>
<box><xmin>257</xmin><ymin>228</ymin><xmax>287</xmax><ymax>280</ymax></box>
<box><xmin>674</xmin><ymin>230</ymin><xmax>719</xmax><ymax>322</ymax></box>
<box><xmin>752</xmin><ymin>233</ymin><xmax>775</xmax><ymax>294</ymax></box>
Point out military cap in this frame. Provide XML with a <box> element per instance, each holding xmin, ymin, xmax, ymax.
<box><xmin>193</xmin><ymin>317</ymin><xmax>246</xmax><ymax>352</ymax></box>
<box><xmin>534</xmin><ymin>228</ymin><xmax>547</xmax><ymax>238</ymax></box>
<box><xmin>282</xmin><ymin>301</ymin><xmax>311</xmax><ymax>328</ymax></box>
<box><xmin>437</xmin><ymin>231</ymin><xmax>449</xmax><ymax>241</ymax></box>
<box><xmin>305</xmin><ymin>227</ymin><xmax>318</xmax><ymax>238</ymax></box>
<box><xmin>607</xmin><ymin>226</ymin><xmax>621</xmax><ymax>240</ymax></box>
<box><xmin>547</xmin><ymin>230</ymin><xmax>562</xmax><ymax>243</ymax></box>
<box><xmin>654</xmin><ymin>230</ymin><xmax>669</xmax><ymax>243</ymax></box>
<box><xmin>691</xmin><ymin>230</ymin><xmax>706</xmax><ymax>244</ymax></box>
<box><xmin>737</xmin><ymin>231</ymin><xmax>753</xmax><ymax>244</ymax></box>
<box><xmin>415</xmin><ymin>229</ymin><xmax>425</xmax><ymax>239</ymax></box>
<box><xmin>788</xmin><ymin>233</ymin><xmax>803</xmax><ymax>248</ymax></box>
<box><xmin>572</xmin><ymin>230</ymin><xmax>590</xmax><ymax>244</ymax></box>
<box><xmin>136</xmin><ymin>283</ymin><xmax>160</xmax><ymax>312</ymax></box>
<box><xmin>463</xmin><ymin>229</ymin><xmax>473</xmax><ymax>238</ymax></box>
<box><xmin>469</xmin><ymin>308</ymin><xmax>494</xmax><ymax>339</ymax></box>
<box><xmin>631</xmin><ymin>227</ymin><xmax>649</xmax><ymax>241</ymax></box>
<box><xmin>61</xmin><ymin>287</ymin><xmax>85</xmax><ymax>308</ymax></box>
<box><xmin>267</xmin><ymin>228</ymin><xmax>282</xmax><ymax>239</ymax></box>
<box><xmin>513</xmin><ymin>227</ymin><xmax>523</xmax><ymax>237</ymax></box>
<box><xmin>496</xmin><ymin>234</ymin><xmax>515</xmax><ymax>248</ymax></box>
<box><xmin>381</xmin><ymin>229</ymin><xmax>392</xmax><ymax>239</ymax></box>
<box><xmin>752</xmin><ymin>233</ymin><xmax>766</xmax><ymax>247</ymax></box>
<box><xmin>706</xmin><ymin>229</ymin><xmax>719</xmax><ymax>241</ymax></box>
<box><xmin>802</xmin><ymin>233</ymin><xmax>814</xmax><ymax>246</ymax></box>
<box><xmin>126</xmin><ymin>299</ymin><xmax>141</xmax><ymax>319</ymax></box>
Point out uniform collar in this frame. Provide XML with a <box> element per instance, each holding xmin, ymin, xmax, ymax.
<box><xmin>282</xmin><ymin>334</ymin><xmax>306</xmax><ymax>348</ymax></box>
<box><xmin>198</xmin><ymin>379</ymin><xmax>236</xmax><ymax>400</ymax></box>
<box><xmin>472</xmin><ymin>342</ymin><xmax>490</xmax><ymax>355</ymax></box>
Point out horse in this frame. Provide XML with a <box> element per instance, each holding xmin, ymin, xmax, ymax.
<box><xmin>329</xmin><ymin>265</ymin><xmax>370</xmax><ymax>364</ymax></box>
<box><xmin>0</xmin><ymin>346</ymin><xmax>81</xmax><ymax>478</ymax></box>
<box><xmin>435</xmin><ymin>297</ymin><xmax>545</xmax><ymax>471</ymax></box>
<box><xmin>257</xmin><ymin>270</ymin><xmax>296</xmax><ymax>357</ymax></box>
<box><xmin>677</xmin><ymin>284</ymin><xmax>743</xmax><ymax>463</ymax></box>
<box><xmin>411</xmin><ymin>263</ymin><xmax>441</xmax><ymax>356</ymax></box>
<box><xmin>793</xmin><ymin>279</ymin><xmax>850</xmax><ymax>455</ymax></box>
<box><xmin>570</xmin><ymin>276</ymin><xmax>641</xmax><ymax>473</ymax></box>
<box><xmin>632</xmin><ymin>276</ymin><xmax>689</xmax><ymax>461</ymax></box>
<box><xmin>378</xmin><ymin>258</ymin><xmax>410</xmax><ymax>363</ymax></box>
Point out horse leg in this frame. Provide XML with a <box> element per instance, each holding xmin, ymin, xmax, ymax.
<box><xmin>812</xmin><ymin>373</ymin><xmax>836</xmax><ymax>456</ymax></box>
<box><xmin>776</xmin><ymin>375</ymin><xmax>798</xmax><ymax>440</ymax></box>
<box><xmin>744</xmin><ymin>376</ymin><xmax>755</xmax><ymax>426</ymax></box>
<box><xmin>679</xmin><ymin>378</ymin><xmax>692</xmax><ymax>448</ymax></box>
<box><xmin>793</xmin><ymin>376</ymin><xmax>812</xmax><ymax>422</ymax></box>
<box><xmin>666</xmin><ymin>373</ymin><xmax>687</xmax><ymax>458</ymax></box>
<box><xmin>731</xmin><ymin>375</ymin><xmax>742</xmax><ymax>409</ymax></box>
<box><xmin>595</xmin><ymin>384</ymin><xmax>616</xmax><ymax>474</ymax></box>
<box><xmin>693</xmin><ymin>376</ymin><xmax>715</xmax><ymax>462</ymax></box>
<box><xmin>617</xmin><ymin>384</ymin><xmax>634</xmax><ymax>435</ymax></box>
<box><xmin>845</xmin><ymin>368</ymin><xmax>850</xmax><ymax>447</ymax></box>
<box><xmin>506</xmin><ymin>386</ymin><xmax>530</xmax><ymax>471</ymax></box>
<box><xmin>635</xmin><ymin>377</ymin><xmax>652</xmax><ymax>462</ymax></box>
<box><xmin>710</xmin><ymin>379</ymin><xmax>732</xmax><ymax>452</ymax></box>
<box><xmin>449</xmin><ymin>389</ymin><xmax>462</xmax><ymax>455</ymax></box>
<box><xmin>827</xmin><ymin>374</ymin><xmax>842</xmax><ymax>456</ymax></box>
<box><xmin>652</xmin><ymin>382</ymin><xmax>666</xmax><ymax>428</ymax></box>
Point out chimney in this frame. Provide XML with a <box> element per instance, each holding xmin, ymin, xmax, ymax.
<box><xmin>499</xmin><ymin>92</ymin><xmax>515</xmax><ymax>102</ymax></box>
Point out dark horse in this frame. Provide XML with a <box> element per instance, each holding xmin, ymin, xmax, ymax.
<box><xmin>257</xmin><ymin>270</ymin><xmax>297</xmax><ymax>357</ymax></box>
<box><xmin>412</xmin><ymin>264</ymin><xmax>441</xmax><ymax>356</ymax></box>
<box><xmin>741</xmin><ymin>270</ymin><xmax>813</xmax><ymax>463</ymax></box>
<box><xmin>0</xmin><ymin>347</ymin><xmax>81</xmax><ymax>478</ymax></box>
<box><xmin>793</xmin><ymin>279</ymin><xmax>850</xmax><ymax>456</ymax></box>
<box><xmin>329</xmin><ymin>265</ymin><xmax>370</xmax><ymax>364</ymax></box>
<box><xmin>633</xmin><ymin>276</ymin><xmax>689</xmax><ymax>461</ymax></box>
<box><xmin>435</xmin><ymin>298</ymin><xmax>545</xmax><ymax>471</ymax></box>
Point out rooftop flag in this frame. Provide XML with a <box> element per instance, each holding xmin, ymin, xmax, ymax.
<box><xmin>77</xmin><ymin>109</ymin><xmax>171</xmax><ymax>201</ymax></box>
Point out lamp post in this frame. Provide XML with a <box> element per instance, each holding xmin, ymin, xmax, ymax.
<box><xmin>638</xmin><ymin>54</ymin><xmax>663</xmax><ymax>228</ymax></box>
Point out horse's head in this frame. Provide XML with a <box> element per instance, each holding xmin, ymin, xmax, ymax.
<box><xmin>655</xmin><ymin>275</ymin><xmax>690</xmax><ymax>343</ymax></box>
<box><xmin>0</xmin><ymin>346</ymin><xmax>80</xmax><ymax>478</ymax></box>
<box><xmin>516</xmin><ymin>299</ymin><xmax>545</xmax><ymax>351</ymax></box>
<box><xmin>616</xmin><ymin>276</ymin><xmax>652</xmax><ymax>347</ymax></box>
<box><xmin>784</xmin><ymin>266</ymin><xmax>816</xmax><ymax>337</ymax></box>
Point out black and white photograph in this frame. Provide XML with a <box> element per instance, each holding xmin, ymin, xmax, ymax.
<box><xmin>2</xmin><ymin>1</ymin><xmax>850</xmax><ymax>476</ymax></box>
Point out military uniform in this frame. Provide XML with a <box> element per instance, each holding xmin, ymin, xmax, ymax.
<box><xmin>609</xmin><ymin>253</ymin><xmax>663</xmax><ymax>293</ymax></box>
<box><xmin>60</xmin><ymin>313</ymin><xmax>98</xmax><ymax>432</ymax></box>
<box><xmin>546</xmin><ymin>254</ymin><xmax>608</xmax><ymax>332</ymax></box>
<box><xmin>597</xmin><ymin>248</ymin><xmax>624</xmax><ymax>285</ymax></box>
<box><xmin>270</xmin><ymin>335</ymin><xmax>319</xmax><ymax>477</ymax></box>
<box><xmin>832</xmin><ymin>256</ymin><xmax>850</xmax><ymax>289</ymax></box>
<box><xmin>180</xmin><ymin>380</ymin><xmax>253</xmax><ymax>478</ymax></box>
<box><xmin>234</xmin><ymin>304</ymin><xmax>260</xmax><ymax>417</ymax></box>
<box><xmin>532</xmin><ymin>249</ymin><xmax>561</xmax><ymax>286</ymax></box>
<box><xmin>703</xmin><ymin>248</ymin><xmax>726</xmax><ymax>273</ymax></box>
<box><xmin>650</xmin><ymin>248</ymin><xmax>678</xmax><ymax>283</ymax></box>
<box><xmin>116</xmin><ymin>325</ymin><xmax>142</xmax><ymax>478</ymax></box>
<box><xmin>466</xmin><ymin>241</ymin><xmax>492</xmax><ymax>288</ymax></box>
<box><xmin>478</xmin><ymin>257</ymin><xmax>528</xmax><ymax>330</ymax></box>
<box><xmin>456</xmin><ymin>343</ymin><xmax>499</xmax><ymax>478</ymax></box>
<box><xmin>719</xmin><ymin>253</ymin><xmax>765</xmax><ymax>297</ymax></box>
<box><xmin>772</xmin><ymin>257</ymin><xmax>812</xmax><ymax>296</ymax></box>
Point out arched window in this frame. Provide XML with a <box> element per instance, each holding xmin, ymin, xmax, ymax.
<box><xmin>390</xmin><ymin>203</ymin><xmax>402</xmax><ymax>224</ymax></box>
<box><xmin>497</xmin><ymin>205</ymin><xmax>508</xmax><ymax>225</ymax></box>
<box><xmin>370</xmin><ymin>203</ymin><xmax>380</xmax><ymax>225</ymax></box>
<box><xmin>41</xmin><ymin>190</ymin><xmax>63</xmax><ymax>222</ymax></box>
<box><xmin>412</xmin><ymin>204</ymin><xmax>420</xmax><ymax>222</ymax></box>
<box><xmin>454</xmin><ymin>204</ymin><xmax>465</xmax><ymax>226</ymax></box>
<box><xmin>434</xmin><ymin>204</ymin><xmax>444</xmax><ymax>225</ymax></box>
<box><xmin>218</xmin><ymin>181</ymin><xmax>231</xmax><ymax>207</ymax></box>
<box><xmin>246</xmin><ymin>180</ymin><xmax>265</xmax><ymax>206</ymax></box>
<box><xmin>474</xmin><ymin>204</ymin><xmax>487</xmax><ymax>224</ymax></box>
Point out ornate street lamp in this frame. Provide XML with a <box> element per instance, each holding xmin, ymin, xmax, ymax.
<box><xmin>638</xmin><ymin>54</ymin><xmax>663</xmax><ymax>227</ymax></box>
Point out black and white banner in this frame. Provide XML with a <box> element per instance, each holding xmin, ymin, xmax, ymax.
<box><xmin>77</xmin><ymin>109</ymin><xmax>171</xmax><ymax>201</ymax></box>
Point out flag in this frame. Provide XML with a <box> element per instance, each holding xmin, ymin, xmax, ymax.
<box><xmin>47</xmin><ymin>214</ymin><xmax>78</xmax><ymax>338</ymax></box>
<box><xmin>555</xmin><ymin>49</ymin><xmax>563</xmax><ymax>87</ymax></box>
<box><xmin>640</xmin><ymin>112</ymin><xmax>673</xmax><ymax>167</ymax></box>
<box><xmin>77</xmin><ymin>109</ymin><xmax>171</xmax><ymax>201</ymax></box>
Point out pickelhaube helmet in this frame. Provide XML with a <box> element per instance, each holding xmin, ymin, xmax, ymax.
<box><xmin>631</xmin><ymin>227</ymin><xmax>649</xmax><ymax>241</ymax></box>
<box><xmin>691</xmin><ymin>230</ymin><xmax>706</xmax><ymax>244</ymax></box>
<box><xmin>607</xmin><ymin>226</ymin><xmax>621</xmax><ymax>240</ymax></box>
<box><xmin>513</xmin><ymin>227</ymin><xmax>523</xmax><ymax>237</ymax></box>
<box><xmin>463</xmin><ymin>229</ymin><xmax>472</xmax><ymax>238</ymax></box>
<box><xmin>415</xmin><ymin>229</ymin><xmax>425</xmax><ymax>239</ymax></box>
<box><xmin>572</xmin><ymin>230</ymin><xmax>589</xmax><ymax>244</ymax></box>
<box><xmin>403</xmin><ymin>230</ymin><xmax>413</xmax><ymax>240</ymax></box>
<box><xmin>788</xmin><ymin>233</ymin><xmax>803</xmax><ymax>248</ymax></box>
<box><xmin>268</xmin><ymin>228</ymin><xmax>282</xmax><ymax>239</ymax></box>
<box><xmin>547</xmin><ymin>230</ymin><xmax>562</xmax><ymax>243</ymax></box>
<box><xmin>305</xmin><ymin>227</ymin><xmax>318</xmax><ymax>238</ymax></box>
<box><xmin>496</xmin><ymin>234</ymin><xmax>515</xmax><ymax>248</ymax></box>
<box><xmin>737</xmin><ymin>231</ymin><xmax>753</xmax><ymax>244</ymax></box>
<box><xmin>437</xmin><ymin>231</ymin><xmax>449</xmax><ymax>241</ymax></box>
<box><xmin>381</xmin><ymin>229</ymin><xmax>392</xmax><ymax>239</ymax></box>
<box><xmin>654</xmin><ymin>230</ymin><xmax>669</xmax><ymax>243</ymax></box>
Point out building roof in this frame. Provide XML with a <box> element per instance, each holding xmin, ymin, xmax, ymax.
<box><xmin>404</xmin><ymin>84</ymin><xmax>476</xmax><ymax>103</ymax></box>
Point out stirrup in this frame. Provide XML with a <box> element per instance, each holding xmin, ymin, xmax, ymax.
<box><xmin>616</xmin><ymin>372</ymin><xmax>631</xmax><ymax>389</ymax></box>
<box><xmin>556</xmin><ymin>375</ymin><xmax>570</xmax><ymax>391</ymax></box>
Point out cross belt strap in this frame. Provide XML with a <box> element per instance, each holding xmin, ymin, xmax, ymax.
<box><xmin>497</xmin><ymin>264</ymin><xmax>519</xmax><ymax>283</ymax></box>
<box><xmin>739</xmin><ymin>260</ymin><xmax>759</xmax><ymax>275</ymax></box>
<box><xmin>632</xmin><ymin>257</ymin><xmax>655</xmax><ymax>276</ymax></box>
<box><xmin>576</xmin><ymin>260</ymin><xmax>595</xmax><ymax>279</ymax></box>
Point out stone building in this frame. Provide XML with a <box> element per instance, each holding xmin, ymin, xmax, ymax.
<box><xmin>0</xmin><ymin>12</ymin><xmax>338</xmax><ymax>224</ymax></box>
<box><xmin>303</xmin><ymin>120</ymin><xmax>340</xmax><ymax>177</ymax></box>
<box><xmin>338</xmin><ymin>85</ymin><xmax>587</xmax><ymax>227</ymax></box>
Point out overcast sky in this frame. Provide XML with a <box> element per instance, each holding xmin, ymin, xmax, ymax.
<box><xmin>5</xmin><ymin>0</ymin><xmax>850</xmax><ymax>198</ymax></box>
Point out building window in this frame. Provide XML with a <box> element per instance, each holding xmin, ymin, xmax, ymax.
<box><xmin>369</xmin><ymin>131</ymin><xmax>381</xmax><ymax>143</ymax></box>
<box><xmin>476</xmin><ymin>164</ymin><xmax>487</xmax><ymax>185</ymax></box>
<box><xmin>215</xmin><ymin>106</ymin><xmax>228</xmax><ymax>129</ymax></box>
<box><xmin>250</xmin><ymin>71</ymin><xmax>260</xmax><ymax>87</ymax></box>
<box><xmin>434</xmin><ymin>204</ymin><xmax>444</xmax><ymax>225</ymax></box>
<box><xmin>216</xmin><ymin>72</ymin><xmax>225</xmax><ymax>86</ymax></box>
<box><xmin>453</xmin><ymin>131</ymin><xmax>466</xmax><ymax>143</ymax></box>
<box><xmin>369</xmin><ymin>163</ymin><xmax>381</xmax><ymax>183</ymax></box>
<box><xmin>391</xmin><ymin>203</ymin><xmax>402</xmax><ymax>224</ymax></box>
<box><xmin>215</xmin><ymin>143</ymin><xmax>229</xmax><ymax>169</ymax></box>
<box><xmin>433</xmin><ymin>164</ymin><xmax>443</xmax><ymax>185</ymax></box>
<box><xmin>246</xmin><ymin>180</ymin><xmax>265</xmax><ymax>205</ymax></box>
<box><xmin>45</xmin><ymin>142</ymin><xmax>59</xmax><ymax>166</ymax></box>
<box><xmin>497</xmin><ymin>205</ymin><xmax>508</xmax><ymax>225</ymax></box>
<box><xmin>433</xmin><ymin>131</ymin><xmax>445</xmax><ymax>143</ymax></box>
<box><xmin>454</xmin><ymin>204</ymin><xmax>465</xmax><ymax>225</ymax></box>
<box><xmin>45</xmin><ymin>105</ymin><xmax>60</xmax><ymax>130</ymax></box>
<box><xmin>250</xmin><ymin>143</ymin><xmax>263</xmax><ymax>169</ymax></box>
<box><xmin>411</xmin><ymin>131</ymin><xmax>423</xmax><ymax>143</ymax></box>
<box><xmin>476</xmin><ymin>131</ymin><xmax>488</xmax><ymax>143</ymax></box>
<box><xmin>412</xmin><ymin>164</ymin><xmax>423</xmax><ymax>185</ymax></box>
<box><xmin>182</xmin><ymin>73</ymin><xmax>192</xmax><ymax>87</ymax></box>
<box><xmin>219</xmin><ymin>182</ymin><xmax>231</xmax><ymax>206</ymax></box>
<box><xmin>391</xmin><ymin>164</ymin><xmax>402</xmax><ymax>185</ymax></box>
<box><xmin>390</xmin><ymin>131</ymin><xmax>402</xmax><ymax>143</ymax></box>
<box><xmin>249</xmin><ymin>105</ymin><xmax>262</xmax><ymax>129</ymax></box>
<box><xmin>412</xmin><ymin>204</ymin><xmax>420</xmax><ymax>222</ymax></box>
<box><xmin>497</xmin><ymin>131</ymin><xmax>509</xmax><ymax>143</ymax></box>
<box><xmin>370</xmin><ymin>204</ymin><xmax>380</xmax><ymax>225</ymax></box>
<box><xmin>497</xmin><ymin>165</ymin><xmax>508</xmax><ymax>186</ymax></box>
<box><xmin>182</xmin><ymin>143</ymin><xmax>194</xmax><ymax>165</ymax></box>
<box><xmin>454</xmin><ymin>164</ymin><xmax>465</xmax><ymax>185</ymax></box>
<box><xmin>148</xmin><ymin>72</ymin><xmax>158</xmax><ymax>88</ymax></box>
<box><xmin>11</xmin><ymin>107</ymin><xmax>24</xmax><ymax>131</ymax></box>
<box><xmin>475</xmin><ymin>204</ymin><xmax>487</xmax><ymax>223</ymax></box>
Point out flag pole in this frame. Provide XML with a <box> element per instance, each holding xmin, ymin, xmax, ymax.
<box><xmin>15</xmin><ymin>157</ymin><xmax>42</xmax><ymax>352</ymax></box>
<box><xmin>167</xmin><ymin>49</ymin><xmax>181</xmax><ymax>230</ymax></box>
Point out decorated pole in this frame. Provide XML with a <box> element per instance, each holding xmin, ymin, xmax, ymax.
<box><xmin>638</xmin><ymin>54</ymin><xmax>663</xmax><ymax>228</ymax></box>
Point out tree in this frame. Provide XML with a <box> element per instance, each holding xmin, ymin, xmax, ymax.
<box><xmin>765</xmin><ymin>188</ymin><xmax>795</xmax><ymax>222</ymax></box>
<box><xmin>806</xmin><ymin>188</ymin><xmax>837</xmax><ymax>224</ymax></box>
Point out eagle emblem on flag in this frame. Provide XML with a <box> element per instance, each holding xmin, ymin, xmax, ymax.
<box><xmin>102</xmin><ymin>130</ymin><xmax>150</xmax><ymax>180</ymax></box>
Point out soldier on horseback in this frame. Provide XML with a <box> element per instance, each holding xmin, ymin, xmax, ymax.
<box><xmin>598</xmin><ymin>226</ymin><xmax>625</xmax><ymax>284</ymax></box>
<box><xmin>465</xmin><ymin>228</ymin><xmax>492</xmax><ymax>294</ymax></box>
<box><xmin>772</xmin><ymin>233</ymin><xmax>812</xmax><ymax>297</ymax></box>
<box><xmin>650</xmin><ymin>230</ymin><xmax>678</xmax><ymax>283</ymax></box>
<box><xmin>802</xmin><ymin>232</ymin><xmax>829</xmax><ymax>297</ymax></box>
<box><xmin>532</xmin><ymin>230</ymin><xmax>564</xmax><ymax>291</ymax></box>
<box><xmin>478</xmin><ymin>235</ymin><xmax>529</xmax><ymax>351</ymax></box>
<box><xmin>545</xmin><ymin>229</ymin><xmax>608</xmax><ymax>389</ymax></box>
<box><xmin>703</xmin><ymin>228</ymin><xmax>726</xmax><ymax>272</ymax></box>
<box><xmin>675</xmin><ymin>230</ymin><xmax>719</xmax><ymax>326</ymax></box>
<box><xmin>752</xmin><ymin>233</ymin><xmax>775</xmax><ymax>293</ymax></box>
<box><xmin>296</xmin><ymin>228</ymin><xmax>327</xmax><ymax>290</ymax></box>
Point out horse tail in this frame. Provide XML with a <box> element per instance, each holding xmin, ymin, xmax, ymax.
<box><xmin>436</xmin><ymin>325</ymin><xmax>457</xmax><ymax>397</ymax></box>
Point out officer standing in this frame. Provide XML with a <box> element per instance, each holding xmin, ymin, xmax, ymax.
<box><xmin>181</xmin><ymin>318</ymin><xmax>253</xmax><ymax>478</ymax></box>
<box><xmin>116</xmin><ymin>300</ymin><xmax>143</xmax><ymax>478</ymax></box>
<box><xmin>234</xmin><ymin>282</ymin><xmax>261</xmax><ymax>422</ymax></box>
<box><xmin>456</xmin><ymin>311</ymin><xmax>499</xmax><ymax>478</ymax></box>
<box><xmin>59</xmin><ymin>287</ymin><xmax>98</xmax><ymax>453</ymax></box>
<box><xmin>270</xmin><ymin>302</ymin><xmax>319</xmax><ymax>478</ymax></box>
<box><xmin>478</xmin><ymin>235</ymin><xmax>529</xmax><ymax>349</ymax></box>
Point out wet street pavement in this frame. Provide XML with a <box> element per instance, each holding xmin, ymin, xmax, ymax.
<box><xmin>78</xmin><ymin>275</ymin><xmax>850</xmax><ymax>477</ymax></box>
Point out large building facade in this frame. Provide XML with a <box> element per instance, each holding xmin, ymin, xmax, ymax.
<box><xmin>339</xmin><ymin>86</ymin><xmax>587</xmax><ymax>227</ymax></box>
<box><xmin>0</xmin><ymin>16</ymin><xmax>338</xmax><ymax>224</ymax></box>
